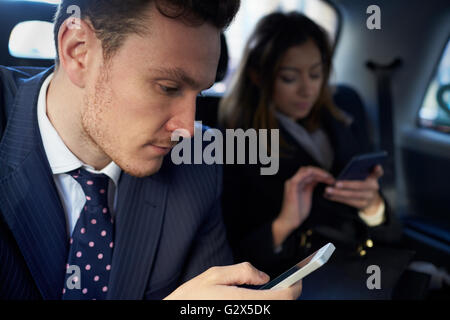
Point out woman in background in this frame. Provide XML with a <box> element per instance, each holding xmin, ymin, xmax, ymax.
<box><xmin>219</xmin><ymin>12</ymin><xmax>408</xmax><ymax>299</ymax></box>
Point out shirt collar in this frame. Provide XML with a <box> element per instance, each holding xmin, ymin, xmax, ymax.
<box><xmin>37</xmin><ymin>72</ymin><xmax>121</xmax><ymax>187</ymax></box>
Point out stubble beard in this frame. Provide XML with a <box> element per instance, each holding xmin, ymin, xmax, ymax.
<box><xmin>81</xmin><ymin>64</ymin><xmax>164</xmax><ymax>178</ymax></box>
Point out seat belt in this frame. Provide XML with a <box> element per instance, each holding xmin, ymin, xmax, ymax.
<box><xmin>366</xmin><ymin>58</ymin><xmax>402</xmax><ymax>188</ymax></box>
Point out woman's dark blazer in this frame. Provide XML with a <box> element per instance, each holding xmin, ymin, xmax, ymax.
<box><xmin>221</xmin><ymin>108</ymin><xmax>404</xmax><ymax>278</ymax></box>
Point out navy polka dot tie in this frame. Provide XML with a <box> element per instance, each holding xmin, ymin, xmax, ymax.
<box><xmin>62</xmin><ymin>168</ymin><xmax>115</xmax><ymax>300</ymax></box>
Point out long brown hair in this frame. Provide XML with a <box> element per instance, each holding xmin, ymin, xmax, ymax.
<box><xmin>219</xmin><ymin>11</ymin><xmax>345</xmax><ymax>134</ymax></box>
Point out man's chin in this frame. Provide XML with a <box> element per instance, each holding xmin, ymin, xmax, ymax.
<box><xmin>117</xmin><ymin>157</ymin><xmax>165</xmax><ymax>178</ymax></box>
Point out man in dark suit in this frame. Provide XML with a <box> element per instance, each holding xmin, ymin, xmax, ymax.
<box><xmin>0</xmin><ymin>0</ymin><xmax>302</xmax><ymax>300</ymax></box>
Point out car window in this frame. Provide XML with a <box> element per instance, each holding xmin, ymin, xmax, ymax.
<box><xmin>9</xmin><ymin>20</ymin><xmax>56</xmax><ymax>60</ymax></box>
<box><xmin>418</xmin><ymin>38</ymin><xmax>450</xmax><ymax>133</ymax></box>
<box><xmin>207</xmin><ymin>0</ymin><xmax>340</xmax><ymax>95</ymax></box>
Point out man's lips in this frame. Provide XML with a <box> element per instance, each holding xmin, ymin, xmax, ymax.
<box><xmin>145</xmin><ymin>143</ymin><xmax>174</xmax><ymax>155</ymax></box>
<box><xmin>152</xmin><ymin>144</ymin><xmax>173</xmax><ymax>149</ymax></box>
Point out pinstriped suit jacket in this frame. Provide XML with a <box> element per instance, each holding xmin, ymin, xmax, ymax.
<box><xmin>0</xmin><ymin>66</ymin><xmax>233</xmax><ymax>300</ymax></box>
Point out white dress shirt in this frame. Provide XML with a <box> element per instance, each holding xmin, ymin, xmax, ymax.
<box><xmin>37</xmin><ymin>73</ymin><xmax>122</xmax><ymax>236</ymax></box>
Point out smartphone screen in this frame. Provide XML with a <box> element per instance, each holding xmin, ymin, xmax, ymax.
<box><xmin>337</xmin><ymin>151</ymin><xmax>387</xmax><ymax>181</ymax></box>
<box><xmin>258</xmin><ymin>243</ymin><xmax>335</xmax><ymax>290</ymax></box>
<box><xmin>259</xmin><ymin>250</ymin><xmax>319</xmax><ymax>290</ymax></box>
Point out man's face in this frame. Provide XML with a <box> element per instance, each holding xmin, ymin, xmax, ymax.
<box><xmin>81</xmin><ymin>6</ymin><xmax>220</xmax><ymax>177</ymax></box>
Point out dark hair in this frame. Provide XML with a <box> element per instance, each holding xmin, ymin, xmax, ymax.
<box><xmin>219</xmin><ymin>11</ymin><xmax>344</xmax><ymax>134</ymax></box>
<box><xmin>53</xmin><ymin>0</ymin><xmax>240</xmax><ymax>63</ymax></box>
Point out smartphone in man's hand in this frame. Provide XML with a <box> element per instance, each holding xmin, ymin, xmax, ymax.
<box><xmin>259</xmin><ymin>243</ymin><xmax>335</xmax><ymax>290</ymax></box>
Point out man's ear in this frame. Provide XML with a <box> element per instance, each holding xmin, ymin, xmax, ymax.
<box><xmin>57</xmin><ymin>18</ymin><xmax>100</xmax><ymax>88</ymax></box>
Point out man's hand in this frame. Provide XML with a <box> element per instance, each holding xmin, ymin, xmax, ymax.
<box><xmin>324</xmin><ymin>165</ymin><xmax>384</xmax><ymax>214</ymax></box>
<box><xmin>273</xmin><ymin>166</ymin><xmax>335</xmax><ymax>247</ymax></box>
<box><xmin>164</xmin><ymin>262</ymin><xmax>302</xmax><ymax>300</ymax></box>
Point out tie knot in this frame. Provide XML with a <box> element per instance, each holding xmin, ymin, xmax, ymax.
<box><xmin>69</xmin><ymin>168</ymin><xmax>110</xmax><ymax>206</ymax></box>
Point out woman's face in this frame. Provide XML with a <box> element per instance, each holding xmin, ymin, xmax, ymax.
<box><xmin>272</xmin><ymin>40</ymin><xmax>324</xmax><ymax>121</ymax></box>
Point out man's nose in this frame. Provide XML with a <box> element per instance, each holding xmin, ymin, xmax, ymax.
<box><xmin>166</xmin><ymin>97</ymin><xmax>196</xmax><ymax>138</ymax></box>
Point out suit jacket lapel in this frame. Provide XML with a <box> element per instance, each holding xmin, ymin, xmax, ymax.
<box><xmin>107</xmin><ymin>163</ymin><xmax>169</xmax><ymax>299</ymax></box>
<box><xmin>0</xmin><ymin>67</ymin><xmax>69</xmax><ymax>300</ymax></box>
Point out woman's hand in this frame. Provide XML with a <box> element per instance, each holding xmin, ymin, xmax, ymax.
<box><xmin>272</xmin><ymin>166</ymin><xmax>335</xmax><ymax>247</ymax></box>
<box><xmin>324</xmin><ymin>165</ymin><xmax>384</xmax><ymax>214</ymax></box>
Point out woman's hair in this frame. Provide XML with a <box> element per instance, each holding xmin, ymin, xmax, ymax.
<box><xmin>219</xmin><ymin>11</ymin><xmax>344</xmax><ymax>133</ymax></box>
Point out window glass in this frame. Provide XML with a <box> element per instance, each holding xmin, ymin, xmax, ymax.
<box><xmin>209</xmin><ymin>0</ymin><xmax>340</xmax><ymax>95</ymax></box>
<box><xmin>419</xmin><ymin>40</ymin><xmax>450</xmax><ymax>133</ymax></box>
<box><xmin>8</xmin><ymin>20</ymin><xmax>56</xmax><ymax>60</ymax></box>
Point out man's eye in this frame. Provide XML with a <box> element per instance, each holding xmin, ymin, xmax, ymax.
<box><xmin>159</xmin><ymin>85</ymin><xmax>179</xmax><ymax>95</ymax></box>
